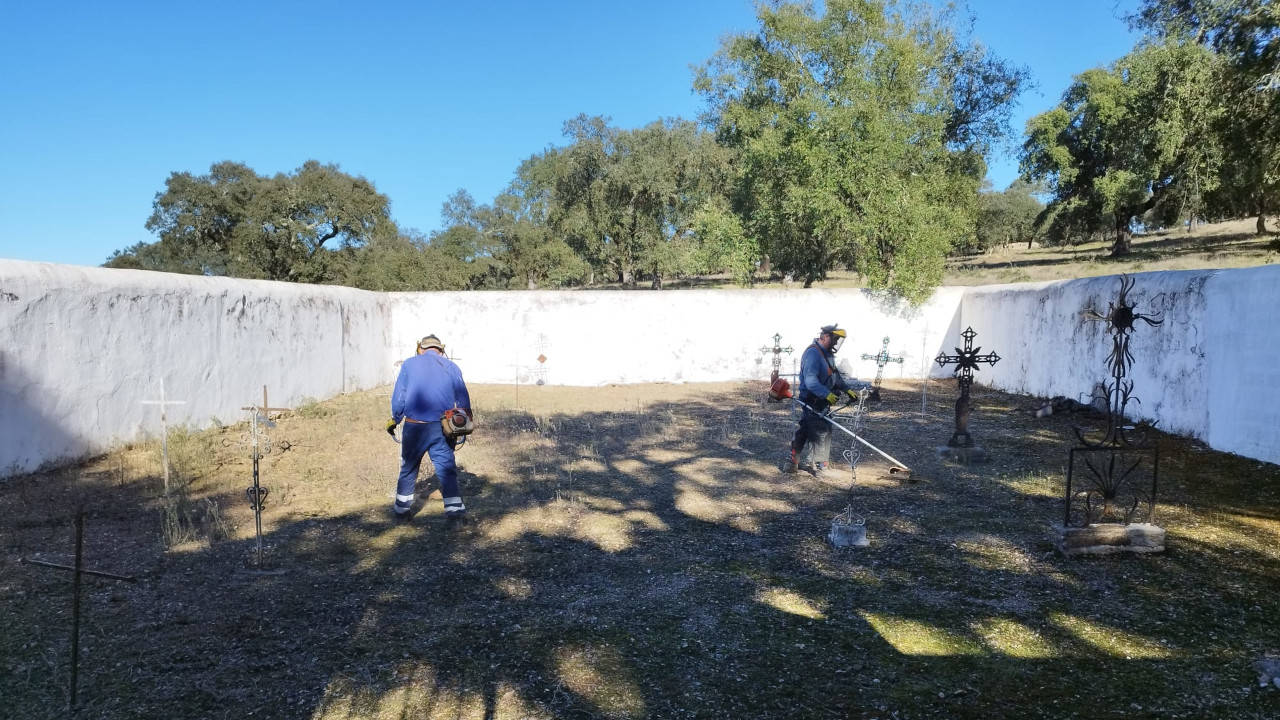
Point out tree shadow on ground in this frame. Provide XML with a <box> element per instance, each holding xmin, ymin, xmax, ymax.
<box><xmin>3</xmin><ymin>382</ymin><xmax>1280</xmax><ymax>719</ymax></box>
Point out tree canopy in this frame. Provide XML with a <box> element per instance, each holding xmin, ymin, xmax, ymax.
<box><xmin>1021</xmin><ymin>40</ymin><xmax>1225</xmax><ymax>253</ymax></box>
<box><xmin>109</xmin><ymin>161</ymin><xmax>392</xmax><ymax>282</ymax></box>
<box><xmin>105</xmin><ymin>0</ymin><xmax>1280</xmax><ymax>295</ymax></box>
<box><xmin>1131</xmin><ymin>0</ymin><xmax>1280</xmax><ymax>233</ymax></box>
<box><xmin>694</xmin><ymin>0</ymin><xmax>1028</xmax><ymax>299</ymax></box>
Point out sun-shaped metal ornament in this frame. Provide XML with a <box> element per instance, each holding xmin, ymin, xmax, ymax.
<box><xmin>1076</xmin><ymin>274</ymin><xmax>1165</xmax><ymax>448</ymax></box>
<box><xmin>1087</xmin><ymin>274</ymin><xmax>1164</xmax><ymax>382</ymax></box>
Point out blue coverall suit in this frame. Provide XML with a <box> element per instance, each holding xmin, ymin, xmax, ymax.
<box><xmin>790</xmin><ymin>340</ymin><xmax>861</xmax><ymax>467</ymax></box>
<box><xmin>391</xmin><ymin>351</ymin><xmax>472</xmax><ymax>517</ymax></box>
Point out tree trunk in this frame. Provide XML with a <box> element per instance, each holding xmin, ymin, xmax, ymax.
<box><xmin>651</xmin><ymin>271</ymin><xmax>663</xmax><ymax>290</ymax></box>
<box><xmin>760</xmin><ymin>255</ymin><xmax>771</xmax><ymax>276</ymax></box>
<box><xmin>1110</xmin><ymin>213</ymin><xmax>1133</xmax><ymax>256</ymax></box>
<box><xmin>1259</xmin><ymin>213</ymin><xmax>1269</xmax><ymax>235</ymax></box>
<box><xmin>526</xmin><ymin>272</ymin><xmax>537</xmax><ymax>290</ymax></box>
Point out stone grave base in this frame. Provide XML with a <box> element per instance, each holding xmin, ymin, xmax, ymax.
<box><xmin>828</xmin><ymin>522</ymin><xmax>868</xmax><ymax>547</ymax></box>
<box><xmin>1053</xmin><ymin>523</ymin><xmax>1166</xmax><ymax>556</ymax></box>
<box><xmin>937</xmin><ymin>445</ymin><xmax>989</xmax><ymax>464</ymax></box>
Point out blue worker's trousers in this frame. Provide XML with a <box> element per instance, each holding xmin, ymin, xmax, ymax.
<box><xmin>395</xmin><ymin>421</ymin><xmax>465</xmax><ymax>516</ymax></box>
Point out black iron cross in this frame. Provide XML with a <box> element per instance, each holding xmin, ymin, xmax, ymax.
<box><xmin>861</xmin><ymin>336</ymin><xmax>904</xmax><ymax>399</ymax></box>
<box><xmin>760</xmin><ymin>333</ymin><xmax>794</xmax><ymax>382</ymax></box>
<box><xmin>20</xmin><ymin>510</ymin><xmax>137</xmax><ymax>711</ymax></box>
<box><xmin>241</xmin><ymin>385</ymin><xmax>289</xmax><ymax>567</ymax></box>
<box><xmin>934</xmin><ymin>327</ymin><xmax>1001</xmax><ymax>397</ymax></box>
<box><xmin>934</xmin><ymin>327</ymin><xmax>1000</xmax><ymax>448</ymax></box>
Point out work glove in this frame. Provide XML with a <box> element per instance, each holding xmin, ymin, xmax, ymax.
<box><xmin>846</xmin><ymin>388</ymin><xmax>861</xmax><ymax>402</ymax></box>
<box><xmin>826</xmin><ymin>392</ymin><xmax>839</xmax><ymax>405</ymax></box>
<box><xmin>385</xmin><ymin>418</ymin><xmax>398</xmax><ymax>437</ymax></box>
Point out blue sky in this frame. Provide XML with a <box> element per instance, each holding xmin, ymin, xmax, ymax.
<box><xmin>0</xmin><ymin>1</ymin><xmax>1141</xmax><ymax>268</ymax></box>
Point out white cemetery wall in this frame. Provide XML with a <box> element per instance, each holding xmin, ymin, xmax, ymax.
<box><xmin>0</xmin><ymin>260</ymin><xmax>391</xmax><ymax>475</ymax></box>
<box><xmin>387</xmin><ymin>287</ymin><xmax>966</xmax><ymax>387</ymax></box>
<box><xmin>958</xmin><ymin>267</ymin><xmax>1280</xmax><ymax>466</ymax></box>
<box><xmin>5</xmin><ymin>258</ymin><xmax>1277</xmax><ymax>475</ymax></box>
<box><xmin>1201</xmin><ymin>265</ymin><xmax>1280</xmax><ymax>464</ymax></box>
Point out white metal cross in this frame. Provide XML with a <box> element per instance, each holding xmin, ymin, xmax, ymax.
<box><xmin>140</xmin><ymin>376</ymin><xmax>185</xmax><ymax>495</ymax></box>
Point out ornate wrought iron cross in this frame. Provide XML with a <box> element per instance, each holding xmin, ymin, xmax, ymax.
<box><xmin>241</xmin><ymin>385</ymin><xmax>289</xmax><ymax>567</ymax></box>
<box><xmin>760</xmin><ymin>333</ymin><xmax>794</xmax><ymax>382</ymax></box>
<box><xmin>934</xmin><ymin>327</ymin><xmax>1000</xmax><ymax>448</ymax></box>
<box><xmin>861</xmin><ymin>336</ymin><xmax>904</xmax><ymax>400</ymax></box>
<box><xmin>1064</xmin><ymin>274</ymin><xmax>1166</xmax><ymax>528</ymax></box>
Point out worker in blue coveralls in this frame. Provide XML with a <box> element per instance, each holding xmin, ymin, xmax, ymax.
<box><xmin>386</xmin><ymin>334</ymin><xmax>472</xmax><ymax>523</ymax></box>
<box><xmin>784</xmin><ymin>324</ymin><xmax>868</xmax><ymax>476</ymax></box>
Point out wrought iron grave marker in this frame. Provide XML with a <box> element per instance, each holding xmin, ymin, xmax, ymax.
<box><xmin>934</xmin><ymin>327</ymin><xmax>1001</xmax><ymax>449</ymax></box>
<box><xmin>861</xmin><ymin>336</ymin><xmax>904</xmax><ymax>401</ymax></box>
<box><xmin>241</xmin><ymin>385</ymin><xmax>289</xmax><ymax>567</ymax></box>
<box><xmin>1064</xmin><ymin>274</ymin><xmax>1165</xmax><ymax>529</ymax></box>
<box><xmin>20</xmin><ymin>510</ymin><xmax>137</xmax><ymax>711</ymax></box>
<box><xmin>760</xmin><ymin>333</ymin><xmax>794</xmax><ymax>382</ymax></box>
<box><xmin>140</xmin><ymin>376</ymin><xmax>185</xmax><ymax>495</ymax></box>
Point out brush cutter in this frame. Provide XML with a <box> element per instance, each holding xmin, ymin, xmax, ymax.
<box><xmin>793</xmin><ymin>397</ymin><xmax>912</xmax><ymax>478</ymax></box>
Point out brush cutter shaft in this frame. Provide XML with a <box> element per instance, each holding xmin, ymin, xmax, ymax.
<box><xmin>795</xmin><ymin>398</ymin><xmax>910</xmax><ymax>471</ymax></box>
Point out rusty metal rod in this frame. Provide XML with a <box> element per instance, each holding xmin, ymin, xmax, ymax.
<box><xmin>19</xmin><ymin>558</ymin><xmax>138</xmax><ymax>583</ymax></box>
<box><xmin>70</xmin><ymin>511</ymin><xmax>82</xmax><ymax>710</ymax></box>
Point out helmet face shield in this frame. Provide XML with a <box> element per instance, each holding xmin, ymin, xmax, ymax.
<box><xmin>830</xmin><ymin>328</ymin><xmax>847</xmax><ymax>353</ymax></box>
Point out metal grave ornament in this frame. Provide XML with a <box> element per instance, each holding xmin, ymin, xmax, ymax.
<box><xmin>861</xmin><ymin>336</ymin><xmax>904</xmax><ymax>401</ymax></box>
<box><xmin>1059</xmin><ymin>275</ymin><xmax>1166</xmax><ymax>555</ymax></box>
<box><xmin>934</xmin><ymin>327</ymin><xmax>1000</xmax><ymax>456</ymax></box>
<box><xmin>828</xmin><ymin>505</ymin><xmax>869</xmax><ymax>547</ymax></box>
<box><xmin>760</xmin><ymin>333</ymin><xmax>795</xmax><ymax>382</ymax></box>
<box><xmin>19</xmin><ymin>510</ymin><xmax>138</xmax><ymax>711</ymax></box>
<box><xmin>833</xmin><ymin>387</ymin><xmax>872</xmax><ymax>480</ymax></box>
<box><xmin>241</xmin><ymin>385</ymin><xmax>289</xmax><ymax>567</ymax></box>
<box><xmin>535</xmin><ymin>333</ymin><xmax>550</xmax><ymax>386</ymax></box>
<box><xmin>140</xmin><ymin>376</ymin><xmax>186</xmax><ymax>495</ymax></box>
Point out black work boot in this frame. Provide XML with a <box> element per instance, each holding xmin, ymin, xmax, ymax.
<box><xmin>445</xmin><ymin>508</ymin><xmax>469</xmax><ymax>527</ymax></box>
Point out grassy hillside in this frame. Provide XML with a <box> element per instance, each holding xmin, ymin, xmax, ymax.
<box><xmin>654</xmin><ymin>217</ymin><xmax>1278</xmax><ymax>290</ymax></box>
<box><xmin>943</xmin><ymin>217</ymin><xmax>1280</xmax><ymax>287</ymax></box>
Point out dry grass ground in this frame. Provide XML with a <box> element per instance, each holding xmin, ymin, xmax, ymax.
<box><xmin>3</xmin><ymin>380</ymin><xmax>1280</xmax><ymax>719</ymax></box>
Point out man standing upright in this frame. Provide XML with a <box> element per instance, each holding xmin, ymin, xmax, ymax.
<box><xmin>784</xmin><ymin>324</ymin><xmax>866</xmax><ymax>476</ymax></box>
<box><xmin>387</xmin><ymin>334</ymin><xmax>472</xmax><ymax>522</ymax></box>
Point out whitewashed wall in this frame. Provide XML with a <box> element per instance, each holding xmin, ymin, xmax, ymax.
<box><xmin>961</xmin><ymin>266</ymin><xmax>1280</xmax><ymax>465</ymax></box>
<box><xmin>3</xmin><ymin>259</ymin><xmax>1277</xmax><ymax>475</ymax></box>
<box><xmin>387</xmin><ymin>288</ymin><xmax>965</xmax><ymax>387</ymax></box>
<box><xmin>0</xmin><ymin>260</ymin><xmax>391</xmax><ymax>475</ymax></box>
